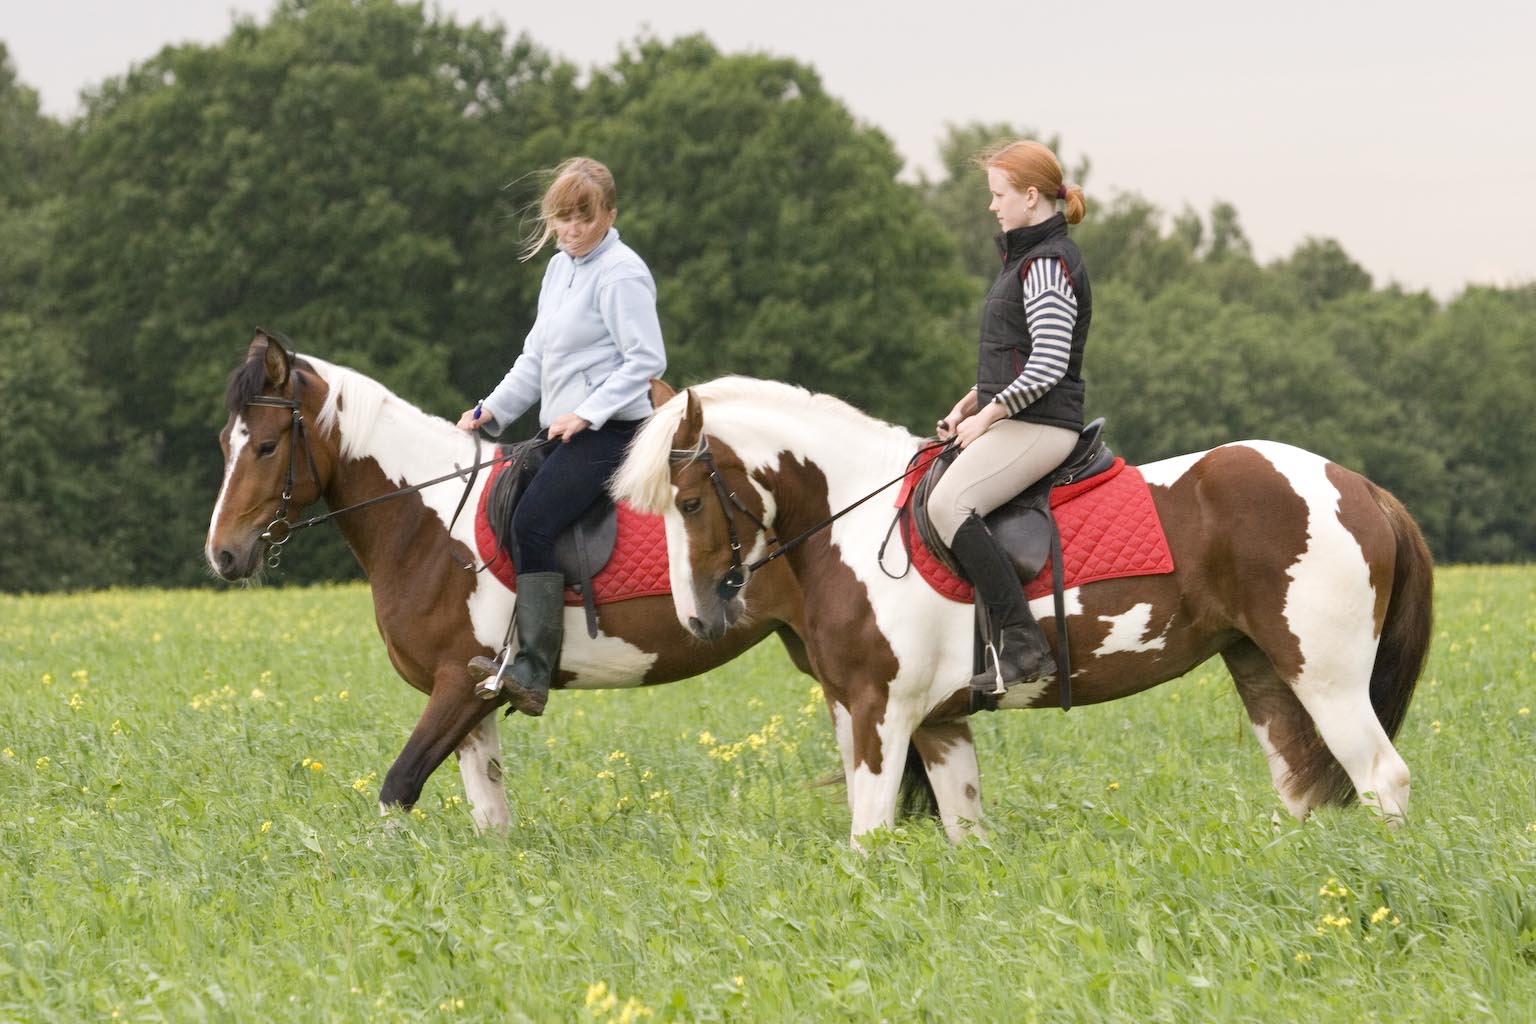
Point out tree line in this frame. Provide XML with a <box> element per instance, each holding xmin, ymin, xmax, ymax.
<box><xmin>1</xmin><ymin>0</ymin><xmax>1531</xmax><ymax>593</ymax></box>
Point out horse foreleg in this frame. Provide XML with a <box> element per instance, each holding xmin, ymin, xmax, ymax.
<box><xmin>911</xmin><ymin>719</ymin><xmax>984</xmax><ymax>842</ymax></box>
<box><xmin>845</xmin><ymin>696</ymin><xmax>917</xmax><ymax>847</ymax></box>
<box><xmin>378</xmin><ymin>670</ymin><xmax>507</xmax><ymax>824</ymax></box>
<box><xmin>456</xmin><ymin>714</ymin><xmax>511</xmax><ymax>834</ymax></box>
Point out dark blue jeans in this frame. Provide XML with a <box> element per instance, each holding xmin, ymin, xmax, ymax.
<box><xmin>512</xmin><ymin>420</ymin><xmax>641</xmax><ymax>574</ymax></box>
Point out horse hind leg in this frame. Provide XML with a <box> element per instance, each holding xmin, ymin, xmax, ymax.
<box><xmin>1228</xmin><ymin>632</ymin><xmax>1411</xmax><ymax>826</ymax></box>
<box><xmin>1224</xmin><ymin>639</ymin><xmax>1337</xmax><ymax>820</ymax></box>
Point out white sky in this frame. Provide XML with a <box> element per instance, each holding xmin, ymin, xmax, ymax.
<box><xmin>6</xmin><ymin>0</ymin><xmax>1535</xmax><ymax>299</ymax></box>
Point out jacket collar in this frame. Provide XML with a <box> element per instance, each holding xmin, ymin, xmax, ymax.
<box><xmin>995</xmin><ymin>213</ymin><xmax>1067</xmax><ymax>262</ymax></box>
<box><xmin>568</xmin><ymin>227</ymin><xmax>620</xmax><ymax>265</ymax></box>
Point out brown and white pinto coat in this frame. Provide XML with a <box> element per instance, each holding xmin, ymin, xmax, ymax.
<box><xmin>610</xmin><ymin>377</ymin><xmax>1433</xmax><ymax>845</ymax></box>
<box><xmin>205</xmin><ymin>333</ymin><xmax>807</xmax><ymax>830</ymax></box>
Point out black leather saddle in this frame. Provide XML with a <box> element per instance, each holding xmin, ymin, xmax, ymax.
<box><xmin>911</xmin><ymin>417</ymin><xmax>1114</xmax><ymax>580</ymax></box>
<box><xmin>485</xmin><ymin>437</ymin><xmax>619</xmax><ymax>638</ymax></box>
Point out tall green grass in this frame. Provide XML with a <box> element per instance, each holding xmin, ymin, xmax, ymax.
<box><xmin>3</xmin><ymin>568</ymin><xmax>1534</xmax><ymax>1022</ymax></box>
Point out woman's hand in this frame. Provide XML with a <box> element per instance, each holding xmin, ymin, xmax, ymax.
<box><xmin>956</xmin><ymin>401</ymin><xmax>1007</xmax><ymax>449</ymax></box>
<box><xmin>936</xmin><ymin>389</ymin><xmax>980</xmax><ymax>440</ymax></box>
<box><xmin>547</xmin><ymin>413</ymin><xmax>591</xmax><ymax>442</ymax></box>
<box><xmin>456</xmin><ymin>406</ymin><xmax>488</xmax><ymax>432</ymax></box>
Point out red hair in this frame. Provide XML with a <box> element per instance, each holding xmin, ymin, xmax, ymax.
<box><xmin>980</xmin><ymin>140</ymin><xmax>1086</xmax><ymax>224</ymax></box>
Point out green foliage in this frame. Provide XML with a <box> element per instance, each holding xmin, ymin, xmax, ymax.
<box><xmin>3</xmin><ymin>571</ymin><xmax>1535</xmax><ymax>1019</ymax></box>
<box><xmin>3</xmin><ymin>3</ymin><xmax>1536</xmax><ymax>590</ymax></box>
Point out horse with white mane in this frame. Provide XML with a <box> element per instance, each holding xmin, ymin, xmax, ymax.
<box><xmin>611</xmin><ymin>375</ymin><xmax>1434</xmax><ymax>843</ymax></box>
<box><xmin>205</xmin><ymin>332</ymin><xmax>809</xmax><ymax>830</ymax></box>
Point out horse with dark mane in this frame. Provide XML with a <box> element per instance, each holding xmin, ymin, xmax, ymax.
<box><xmin>611</xmin><ymin>376</ymin><xmax>1434</xmax><ymax>844</ymax></box>
<box><xmin>205</xmin><ymin>331</ymin><xmax>808</xmax><ymax>829</ymax></box>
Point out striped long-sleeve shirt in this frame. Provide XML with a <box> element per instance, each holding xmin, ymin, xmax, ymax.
<box><xmin>991</xmin><ymin>258</ymin><xmax>1078</xmax><ymax>416</ymax></box>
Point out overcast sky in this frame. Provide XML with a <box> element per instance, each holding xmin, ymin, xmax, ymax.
<box><xmin>7</xmin><ymin>0</ymin><xmax>1535</xmax><ymax>299</ymax></box>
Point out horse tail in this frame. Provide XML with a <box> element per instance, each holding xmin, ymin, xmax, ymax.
<box><xmin>1366</xmin><ymin>483</ymin><xmax>1434</xmax><ymax>741</ymax></box>
<box><xmin>898</xmin><ymin>743</ymin><xmax>940</xmax><ymax>820</ymax></box>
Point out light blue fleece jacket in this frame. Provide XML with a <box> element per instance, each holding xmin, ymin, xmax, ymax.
<box><xmin>480</xmin><ymin>228</ymin><xmax>666</xmax><ymax>431</ymax></box>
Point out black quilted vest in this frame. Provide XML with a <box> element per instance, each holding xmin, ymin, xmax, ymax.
<box><xmin>975</xmin><ymin>214</ymin><xmax>1092</xmax><ymax>430</ymax></box>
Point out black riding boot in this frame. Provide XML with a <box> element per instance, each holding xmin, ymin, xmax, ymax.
<box><xmin>467</xmin><ymin>572</ymin><xmax>565</xmax><ymax>716</ymax></box>
<box><xmin>949</xmin><ymin>514</ymin><xmax>1053</xmax><ymax>694</ymax></box>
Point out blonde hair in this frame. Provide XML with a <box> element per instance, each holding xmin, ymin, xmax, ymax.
<box><xmin>979</xmin><ymin>139</ymin><xmax>1086</xmax><ymax>225</ymax></box>
<box><xmin>520</xmin><ymin>157</ymin><xmax>618</xmax><ymax>261</ymax></box>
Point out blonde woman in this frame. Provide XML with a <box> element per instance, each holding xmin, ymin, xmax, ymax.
<box><xmin>933</xmin><ymin>139</ymin><xmax>1092</xmax><ymax>696</ymax></box>
<box><xmin>457</xmin><ymin>157</ymin><xmax>666</xmax><ymax>715</ymax></box>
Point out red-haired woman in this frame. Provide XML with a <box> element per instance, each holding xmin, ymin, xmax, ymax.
<box><xmin>933</xmin><ymin>139</ymin><xmax>1092</xmax><ymax>697</ymax></box>
<box><xmin>456</xmin><ymin>157</ymin><xmax>666</xmax><ymax>716</ymax></box>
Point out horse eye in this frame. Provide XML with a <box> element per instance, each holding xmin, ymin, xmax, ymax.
<box><xmin>257</xmin><ymin>440</ymin><xmax>278</xmax><ymax>457</ymax></box>
<box><xmin>679</xmin><ymin>496</ymin><xmax>703</xmax><ymax>515</ymax></box>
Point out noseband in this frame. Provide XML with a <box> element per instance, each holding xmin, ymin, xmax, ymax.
<box><xmin>245</xmin><ymin>373</ymin><xmax>321</xmax><ymax>568</ymax></box>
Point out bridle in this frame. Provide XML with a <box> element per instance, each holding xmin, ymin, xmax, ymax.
<box><xmin>245</xmin><ymin>373</ymin><xmax>321</xmax><ymax>568</ymax></box>
<box><xmin>238</xmin><ymin>369</ymin><xmax>525</xmax><ymax>570</ymax></box>
<box><xmin>671</xmin><ymin>436</ymin><xmax>955</xmax><ymax>600</ymax></box>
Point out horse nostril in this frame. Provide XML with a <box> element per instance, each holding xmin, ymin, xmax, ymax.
<box><xmin>216</xmin><ymin>549</ymin><xmax>236</xmax><ymax>575</ymax></box>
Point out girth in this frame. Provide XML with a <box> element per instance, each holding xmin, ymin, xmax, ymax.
<box><xmin>484</xmin><ymin>438</ymin><xmax>619</xmax><ymax>639</ymax></box>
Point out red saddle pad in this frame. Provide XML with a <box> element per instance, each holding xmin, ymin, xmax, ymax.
<box><xmin>896</xmin><ymin>456</ymin><xmax>1176</xmax><ymax>603</ymax></box>
<box><xmin>474</xmin><ymin>459</ymin><xmax>672</xmax><ymax>606</ymax></box>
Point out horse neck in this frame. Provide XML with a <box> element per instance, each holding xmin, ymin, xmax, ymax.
<box><xmin>717</xmin><ymin>398</ymin><xmax>919</xmax><ymax>578</ymax></box>
<box><xmin>311</xmin><ymin>369</ymin><xmax>481</xmax><ymax>579</ymax></box>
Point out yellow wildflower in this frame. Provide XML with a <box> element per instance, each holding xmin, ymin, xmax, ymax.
<box><xmin>1519</xmin><ymin>707</ymin><xmax>1530</xmax><ymax>716</ymax></box>
<box><xmin>261</xmin><ymin>820</ymin><xmax>272</xmax><ymax>834</ymax></box>
<box><xmin>308</xmin><ymin>761</ymin><xmax>325</xmax><ymax>773</ymax></box>
<box><xmin>608</xmin><ymin>750</ymin><xmax>627</xmax><ymax>762</ymax></box>
<box><xmin>1293</xmin><ymin>952</ymin><xmax>1311</xmax><ymax>963</ymax></box>
<box><xmin>338</xmin><ymin>690</ymin><xmax>350</xmax><ymax>701</ymax></box>
<box><xmin>250</xmin><ymin>688</ymin><xmax>266</xmax><ymax>700</ymax></box>
<box><xmin>1370</xmin><ymin>906</ymin><xmax>1390</xmax><ymax>924</ymax></box>
<box><xmin>697</xmin><ymin>731</ymin><xmax>716</xmax><ymax>746</ymax></box>
<box><xmin>35</xmin><ymin>756</ymin><xmax>49</xmax><ymax>770</ymax></box>
<box><xmin>617</xmin><ymin>997</ymin><xmax>652</xmax><ymax>1023</ymax></box>
<box><xmin>1107</xmin><ymin>781</ymin><xmax>1120</xmax><ymax>791</ymax></box>
<box><xmin>3</xmin><ymin>748</ymin><xmax>13</xmax><ymax>758</ymax></box>
<box><xmin>110</xmin><ymin>720</ymin><xmax>123</xmax><ymax>735</ymax></box>
<box><xmin>1431</xmin><ymin>720</ymin><xmax>1442</xmax><ymax>734</ymax></box>
<box><xmin>410</xmin><ymin>807</ymin><xmax>427</xmax><ymax>820</ymax></box>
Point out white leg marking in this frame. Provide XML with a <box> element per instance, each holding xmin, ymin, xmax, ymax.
<box><xmin>831</xmin><ymin>702</ymin><xmax>856</xmax><ymax>811</ymax></box>
<box><xmin>456</xmin><ymin>715</ymin><xmax>509</xmax><ymax>833</ymax></box>
<box><xmin>1251</xmin><ymin>721</ymin><xmax>1313</xmax><ymax>821</ymax></box>
<box><xmin>919</xmin><ymin>733</ymin><xmax>985</xmax><ymax>842</ymax></box>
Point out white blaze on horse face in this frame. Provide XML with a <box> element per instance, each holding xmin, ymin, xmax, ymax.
<box><xmin>205</xmin><ymin>415</ymin><xmax>251</xmax><ymax>565</ymax></box>
<box><xmin>1093</xmin><ymin>602</ymin><xmax>1170</xmax><ymax>656</ymax></box>
<box><xmin>662</xmin><ymin>496</ymin><xmax>701</xmax><ymax>629</ymax></box>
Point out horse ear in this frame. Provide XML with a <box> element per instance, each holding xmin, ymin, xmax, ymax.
<box><xmin>674</xmin><ymin>388</ymin><xmax>704</xmax><ymax>450</ymax></box>
<box><xmin>256</xmin><ymin>328</ymin><xmax>291</xmax><ymax>390</ymax></box>
<box><xmin>649</xmin><ymin>377</ymin><xmax>676</xmax><ymax>409</ymax></box>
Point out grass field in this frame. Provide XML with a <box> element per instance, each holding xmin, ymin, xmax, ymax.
<box><xmin>2</xmin><ymin>567</ymin><xmax>1534</xmax><ymax>1022</ymax></box>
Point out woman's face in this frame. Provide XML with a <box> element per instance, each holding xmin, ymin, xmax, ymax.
<box><xmin>987</xmin><ymin>166</ymin><xmax>1038</xmax><ymax>232</ymax></box>
<box><xmin>553</xmin><ymin>209</ymin><xmax>615</xmax><ymax>257</ymax></box>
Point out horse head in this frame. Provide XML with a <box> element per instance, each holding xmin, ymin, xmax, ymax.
<box><xmin>614</xmin><ymin>381</ymin><xmax>781</xmax><ymax>642</ymax></box>
<box><xmin>205</xmin><ymin>329</ymin><xmax>335</xmax><ymax>580</ymax></box>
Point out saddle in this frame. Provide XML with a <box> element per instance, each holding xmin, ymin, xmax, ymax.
<box><xmin>907</xmin><ymin>417</ymin><xmax>1114</xmax><ymax>710</ymax></box>
<box><xmin>484</xmin><ymin>438</ymin><xmax>619</xmax><ymax>639</ymax></box>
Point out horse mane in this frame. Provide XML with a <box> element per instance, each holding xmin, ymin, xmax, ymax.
<box><xmin>303</xmin><ymin>356</ymin><xmax>411</xmax><ymax>461</ymax></box>
<box><xmin>612</xmin><ymin>375</ymin><xmax>912</xmax><ymax>514</ymax></box>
